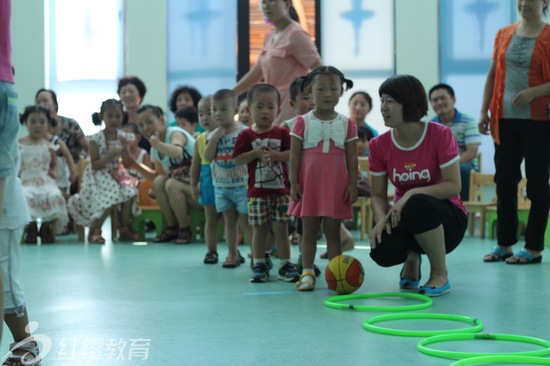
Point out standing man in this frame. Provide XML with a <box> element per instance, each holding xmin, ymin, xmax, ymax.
<box><xmin>429</xmin><ymin>84</ymin><xmax>482</xmax><ymax>201</ymax></box>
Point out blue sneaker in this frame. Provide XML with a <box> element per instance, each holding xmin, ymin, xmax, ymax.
<box><xmin>419</xmin><ymin>280</ymin><xmax>451</xmax><ymax>297</ymax></box>
<box><xmin>250</xmin><ymin>263</ymin><xmax>269</xmax><ymax>283</ymax></box>
<box><xmin>278</xmin><ymin>262</ymin><xmax>300</xmax><ymax>282</ymax></box>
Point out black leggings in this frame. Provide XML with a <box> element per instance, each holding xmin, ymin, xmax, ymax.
<box><xmin>370</xmin><ymin>194</ymin><xmax>467</xmax><ymax>267</ymax></box>
<box><xmin>494</xmin><ymin>119</ymin><xmax>550</xmax><ymax>251</ymax></box>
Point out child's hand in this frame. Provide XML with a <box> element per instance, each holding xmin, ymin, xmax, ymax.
<box><xmin>149</xmin><ymin>133</ymin><xmax>160</xmax><ymax>148</ymax></box>
<box><xmin>290</xmin><ymin>182</ymin><xmax>302</xmax><ymax>202</ymax></box>
<box><xmin>256</xmin><ymin>146</ymin><xmax>271</xmax><ymax>165</ymax></box>
<box><xmin>108</xmin><ymin>145</ymin><xmax>122</xmax><ymax>159</ymax></box>
<box><xmin>192</xmin><ymin>186</ymin><xmax>200</xmax><ymax>201</ymax></box>
<box><xmin>212</xmin><ymin>128</ymin><xmax>226</xmax><ymax>140</ymax></box>
<box><xmin>69</xmin><ymin>169</ymin><xmax>77</xmax><ymax>184</ymax></box>
<box><xmin>345</xmin><ymin>184</ymin><xmax>357</xmax><ymax>205</ymax></box>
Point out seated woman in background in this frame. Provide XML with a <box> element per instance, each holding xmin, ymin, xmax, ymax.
<box><xmin>126</xmin><ymin>105</ymin><xmax>200</xmax><ymax>244</ymax></box>
<box><xmin>167</xmin><ymin>85</ymin><xmax>203</xmax><ymax>133</ymax></box>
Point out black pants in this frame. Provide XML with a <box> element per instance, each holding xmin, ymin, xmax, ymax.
<box><xmin>494</xmin><ymin>119</ymin><xmax>550</xmax><ymax>251</ymax></box>
<box><xmin>370</xmin><ymin>194</ymin><xmax>467</xmax><ymax>267</ymax></box>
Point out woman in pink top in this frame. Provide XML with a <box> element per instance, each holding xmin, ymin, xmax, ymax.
<box><xmin>233</xmin><ymin>0</ymin><xmax>321</xmax><ymax>125</ymax></box>
<box><xmin>369</xmin><ymin>75</ymin><xmax>468</xmax><ymax>297</ymax></box>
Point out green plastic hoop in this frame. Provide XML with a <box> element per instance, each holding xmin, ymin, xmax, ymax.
<box><xmin>324</xmin><ymin>292</ymin><xmax>432</xmax><ymax>312</ymax></box>
<box><xmin>417</xmin><ymin>333</ymin><xmax>550</xmax><ymax>360</ymax></box>
<box><xmin>450</xmin><ymin>355</ymin><xmax>550</xmax><ymax>365</ymax></box>
<box><xmin>362</xmin><ymin>313</ymin><xmax>483</xmax><ymax>337</ymax></box>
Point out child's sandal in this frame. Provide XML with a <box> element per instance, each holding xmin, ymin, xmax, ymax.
<box><xmin>39</xmin><ymin>221</ymin><xmax>56</xmax><ymax>244</ymax></box>
<box><xmin>118</xmin><ymin>226</ymin><xmax>145</xmax><ymax>242</ymax></box>
<box><xmin>4</xmin><ymin>340</ymin><xmax>41</xmax><ymax>365</ymax></box>
<box><xmin>88</xmin><ymin>228</ymin><xmax>106</xmax><ymax>244</ymax></box>
<box><xmin>152</xmin><ymin>226</ymin><xmax>178</xmax><ymax>242</ymax></box>
<box><xmin>23</xmin><ymin>222</ymin><xmax>38</xmax><ymax>244</ymax></box>
<box><xmin>295</xmin><ymin>270</ymin><xmax>316</xmax><ymax>291</ymax></box>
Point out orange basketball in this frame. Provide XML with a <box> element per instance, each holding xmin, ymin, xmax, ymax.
<box><xmin>325</xmin><ymin>255</ymin><xmax>364</xmax><ymax>294</ymax></box>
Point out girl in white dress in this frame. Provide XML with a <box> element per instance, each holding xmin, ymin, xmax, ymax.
<box><xmin>68</xmin><ymin>99</ymin><xmax>142</xmax><ymax>243</ymax></box>
<box><xmin>18</xmin><ymin>106</ymin><xmax>69</xmax><ymax>243</ymax></box>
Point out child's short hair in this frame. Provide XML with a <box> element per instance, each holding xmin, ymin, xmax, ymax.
<box><xmin>175</xmin><ymin>107</ymin><xmax>199</xmax><ymax>124</ymax></box>
<box><xmin>212</xmin><ymin>89</ymin><xmax>238</xmax><ymax>108</ymax></box>
<box><xmin>246</xmin><ymin>84</ymin><xmax>281</xmax><ymax>106</ymax></box>
<box><xmin>289</xmin><ymin>76</ymin><xmax>308</xmax><ymax>102</ymax></box>
<box><xmin>91</xmin><ymin>99</ymin><xmax>124</xmax><ymax>126</ymax></box>
<box><xmin>123</xmin><ymin>122</ymin><xmax>141</xmax><ymax>136</ymax></box>
<box><xmin>301</xmin><ymin>66</ymin><xmax>353</xmax><ymax>94</ymax></box>
<box><xmin>379</xmin><ymin>75</ymin><xmax>428</xmax><ymax>122</ymax></box>
<box><xmin>137</xmin><ymin>104</ymin><xmax>165</xmax><ymax>118</ymax></box>
<box><xmin>19</xmin><ymin>105</ymin><xmax>55</xmax><ymax>127</ymax></box>
<box><xmin>169</xmin><ymin>85</ymin><xmax>203</xmax><ymax>113</ymax></box>
<box><xmin>357</xmin><ymin>126</ymin><xmax>374</xmax><ymax>142</ymax></box>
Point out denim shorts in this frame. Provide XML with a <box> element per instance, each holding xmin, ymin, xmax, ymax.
<box><xmin>199</xmin><ymin>164</ymin><xmax>216</xmax><ymax>206</ymax></box>
<box><xmin>214</xmin><ymin>186</ymin><xmax>249</xmax><ymax>214</ymax></box>
<box><xmin>0</xmin><ymin>81</ymin><xmax>19</xmax><ymax>179</ymax></box>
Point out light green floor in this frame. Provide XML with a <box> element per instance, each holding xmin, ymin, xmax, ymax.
<box><xmin>2</xmin><ymin>223</ymin><xmax>550</xmax><ymax>366</ymax></box>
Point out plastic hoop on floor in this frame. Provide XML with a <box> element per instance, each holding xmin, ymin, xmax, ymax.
<box><xmin>450</xmin><ymin>355</ymin><xmax>550</xmax><ymax>365</ymax></box>
<box><xmin>417</xmin><ymin>333</ymin><xmax>550</xmax><ymax>360</ymax></box>
<box><xmin>324</xmin><ymin>292</ymin><xmax>432</xmax><ymax>312</ymax></box>
<box><xmin>362</xmin><ymin>313</ymin><xmax>483</xmax><ymax>337</ymax></box>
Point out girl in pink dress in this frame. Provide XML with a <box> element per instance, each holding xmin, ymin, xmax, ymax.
<box><xmin>288</xmin><ymin>66</ymin><xmax>358</xmax><ymax>291</ymax></box>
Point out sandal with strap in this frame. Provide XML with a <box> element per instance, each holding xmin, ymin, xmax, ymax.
<box><xmin>88</xmin><ymin>228</ymin><xmax>106</xmax><ymax>244</ymax></box>
<box><xmin>152</xmin><ymin>226</ymin><xmax>178</xmax><ymax>243</ymax></box>
<box><xmin>175</xmin><ymin>227</ymin><xmax>192</xmax><ymax>245</ymax></box>
<box><xmin>295</xmin><ymin>270</ymin><xmax>316</xmax><ymax>291</ymax></box>
<box><xmin>118</xmin><ymin>226</ymin><xmax>145</xmax><ymax>242</ymax></box>
<box><xmin>222</xmin><ymin>254</ymin><xmax>241</xmax><ymax>268</ymax></box>
<box><xmin>483</xmin><ymin>247</ymin><xmax>513</xmax><ymax>262</ymax></box>
<box><xmin>23</xmin><ymin>222</ymin><xmax>38</xmax><ymax>244</ymax></box>
<box><xmin>39</xmin><ymin>221</ymin><xmax>56</xmax><ymax>244</ymax></box>
<box><xmin>506</xmin><ymin>249</ymin><xmax>543</xmax><ymax>265</ymax></box>
<box><xmin>4</xmin><ymin>340</ymin><xmax>41</xmax><ymax>365</ymax></box>
<box><xmin>204</xmin><ymin>250</ymin><xmax>219</xmax><ymax>264</ymax></box>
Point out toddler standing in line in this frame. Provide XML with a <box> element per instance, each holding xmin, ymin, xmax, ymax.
<box><xmin>238</xmin><ymin>99</ymin><xmax>253</xmax><ymax>128</ymax></box>
<box><xmin>190</xmin><ymin>95</ymin><xmax>222</xmax><ymax>264</ymax></box>
<box><xmin>233</xmin><ymin>84</ymin><xmax>299</xmax><ymax>283</ymax></box>
<box><xmin>203</xmin><ymin>89</ymin><xmax>250</xmax><ymax>268</ymax></box>
<box><xmin>68</xmin><ymin>99</ymin><xmax>142</xmax><ymax>243</ymax></box>
<box><xmin>18</xmin><ymin>106</ymin><xmax>69</xmax><ymax>244</ymax></box>
<box><xmin>288</xmin><ymin>66</ymin><xmax>358</xmax><ymax>291</ymax></box>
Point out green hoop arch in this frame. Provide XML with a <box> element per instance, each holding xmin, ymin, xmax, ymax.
<box><xmin>417</xmin><ymin>333</ymin><xmax>550</xmax><ymax>360</ymax></box>
<box><xmin>450</xmin><ymin>355</ymin><xmax>550</xmax><ymax>365</ymax></box>
<box><xmin>362</xmin><ymin>313</ymin><xmax>483</xmax><ymax>337</ymax></box>
<box><xmin>324</xmin><ymin>292</ymin><xmax>432</xmax><ymax>312</ymax></box>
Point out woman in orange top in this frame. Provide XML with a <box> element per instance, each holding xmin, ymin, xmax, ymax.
<box><xmin>479</xmin><ymin>0</ymin><xmax>550</xmax><ymax>264</ymax></box>
<box><xmin>233</xmin><ymin>0</ymin><xmax>321</xmax><ymax>125</ymax></box>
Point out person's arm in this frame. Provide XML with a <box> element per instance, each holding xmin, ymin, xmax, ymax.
<box><xmin>190</xmin><ymin>141</ymin><xmax>201</xmax><ymax>200</ymax></box>
<box><xmin>369</xmin><ymin>174</ymin><xmax>390</xmax><ymax>247</ymax></box>
<box><xmin>234</xmin><ymin>146</ymin><xmax>267</xmax><ymax>165</ymax></box>
<box><xmin>267</xmin><ymin>149</ymin><xmax>290</xmax><ymax>163</ymax></box>
<box><xmin>57</xmin><ymin>139</ymin><xmax>77</xmax><ymax>183</ymax></box>
<box><xmin>150</xmin><ymin>131</ymin><xmax>187</xmax><ymax>159</ymax></box>
<box><xmin>203</xmin><ymin>128</ymin><xmax>225</xmax><ymax>163</ymax></box>
<box><xmin>478</xmin><ymin>60</ymin><xmax>496</xmax><ymax>135</ymax></box>
<box><xmin>48</xmin><ymin>147</ymin><xmax>57</xmax><ymax>179</ymax></box>
<box><xmin>79</xmin><ymin>136</ymin><xmax>89</xmax><ymax>155</ymax></box>
<box><xmin>233</xmin><ymin>63</ymin><xmax>262</xmax><ymax>96</ymax></box>
<box><xmin>512</xmin><ymin>81</ymin><xmax>550</xmax><ymax>108</ymax></box>
<box><xmin>344</xmin><ymin>139</ymin><xmax>358</xmax><ymax>205</ymax></box>
<box><xmin>289</xmin><ymin>136</ymin><xmax>303</xmax><ymax>202</ymax></box>
<box><xmin>459</xmin><ymin>144</ymin><xmax>479</xmax><ymax>164</ymax></box>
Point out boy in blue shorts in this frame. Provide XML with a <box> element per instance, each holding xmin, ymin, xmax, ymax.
<box><xmin>203</xmin><ymin>89</ymin><xmax>250</xmax><ymax>268</ymax></box>
<box><xmin>233</xmin><ymin>84</ymin><xmax>299</xmax><ymax>283</ymax></box>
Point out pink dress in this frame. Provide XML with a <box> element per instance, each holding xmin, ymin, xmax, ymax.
<box><xmin>288</xmin><ymin>111</ymin><xmax>357</xmax><ymax>219</ymax></box>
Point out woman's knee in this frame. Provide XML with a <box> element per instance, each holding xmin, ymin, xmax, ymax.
<box><xmin>370</xmin><ymin>247</ymin><xmax>406</xmax><ymax>267</ymax></box>
<box><xmin>152</xmin><ymin>176</ymin><xmax>168</xmax><ymax>195</ymax></box>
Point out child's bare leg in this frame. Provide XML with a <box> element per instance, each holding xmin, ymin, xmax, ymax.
<box><xmin>4</xmin><ymin>310</ymin><xmax>39</xmax><ymax>363</ymax></box>
<box><xmin>252</xmin><ymin>223</ymin><xmax>269</xmax><ymax>262</ymax></box>
<box><xmin>153</xmin><ymin>176</ymin><xmax>177</xmax><ymax>227</ymax></box>
<box><xmin>204</xmin><ymin>206</ymin><xmax>219</xmax><ymax>253</ymax></box>
<box><xmin>91</xmin><ymin>208</ymin><xmax>111</xmax><ymax>232</ymax></box>
<box><xmin>238</xmin><ymin>214</ymin><xmax>252</xmax><ymax>245</ymax></box>
<box><xmin>223</xmin><ymin>207</ymin><xmax>239</xmax><ymax>258</ymax></box>
<box><xmin>301</xmin><ymin>217</ymin><xmax>321</xmax><ymax>269</ymax></box>
<box><xmin>272</xmin><ymin>221</ymin><xmax>290</xmax><ymax>260</ymax></box>
<box><xmin>324</xmin><ymin>217</ymin><xmax>343</xmax><ymax>260</ymax></box>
